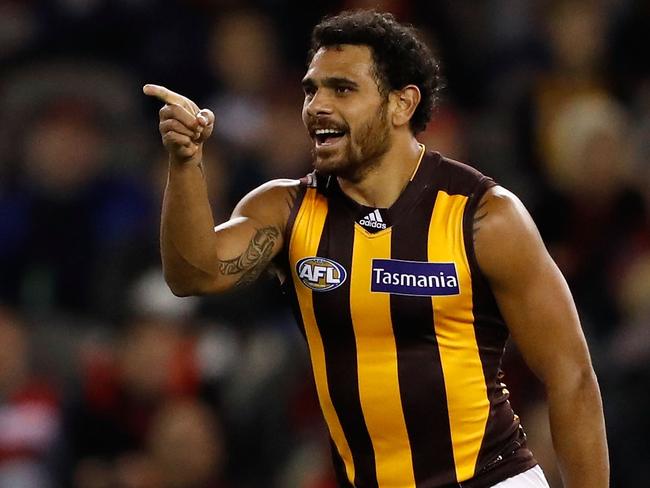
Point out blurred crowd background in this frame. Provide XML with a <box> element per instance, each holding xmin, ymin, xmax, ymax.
<box><xmin>0</xmin><ymin>0</ymin><xmax>648</xmax><ymax>487</ymax></box>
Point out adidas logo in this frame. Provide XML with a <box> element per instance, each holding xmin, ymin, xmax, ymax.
<box><xmin>358</xmin><ymin>209</ymin><xmax>387</xmax><ymax>230</ymax></box>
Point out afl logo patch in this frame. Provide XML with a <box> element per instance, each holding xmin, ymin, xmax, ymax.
<box><xmin>296</xmin><ymin>257</ymin><xmax>347</xmax><ymax>292</ymax></box>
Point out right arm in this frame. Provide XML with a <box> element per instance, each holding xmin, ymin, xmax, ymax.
<box><xmin>474</xmin><ymin>187</ymin><xmax>609</xmax><ymax>487</ymax></box>
<box><xmin>144</xmin><ymin>84</ymin><xmax>299</xmax><ymax>296</ymax></box>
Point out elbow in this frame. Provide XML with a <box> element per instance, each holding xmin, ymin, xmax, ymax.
<box><xmin>164</xmin><ymin>274</ymin><xmax>196</xmax><ymax>297</ymax></box>
<box><xmin>163</xmin><ymin>268</ymin><xmax>203</xmax><ymax>297</ymax></box>
<box><xmin>163</xmin><ymin>268</ymin><xmax>226</xmax><ymax>297</ymax></box>
<box><xmin>572</xmin><ymin>364</ymin><xmax>600</xmax><ymax>390</ymax></box>
<box><xmin>545</xmin><ymin>363</ymin><xmax>601</xmax><ymax>400</ymax></box>
<box><xmin>577</xmin><ymin>366</ymin><xmax>601</xmax><ymax>396</ymax></box>
<box><xmin>167</xmin><ymin>284</ymin><xmax>195</xmax><ymax>298</ymax></box>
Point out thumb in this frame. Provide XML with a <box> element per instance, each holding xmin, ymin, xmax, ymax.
<box><xmin>196</xmin><ymin>109</ymin><xmax>215</xmax><ymax>142</ymax></box>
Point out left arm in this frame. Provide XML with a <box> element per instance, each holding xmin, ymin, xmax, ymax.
<box><xmin>473</xmin><ymin>186</ymin><xmax>609</xmax><ymax>488</ymax></box>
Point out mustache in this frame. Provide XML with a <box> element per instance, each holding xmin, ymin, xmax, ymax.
<box><xmin>306</xmin><ymin>116</ymin><xmax>349</xmax><ymax>132</ymax></box>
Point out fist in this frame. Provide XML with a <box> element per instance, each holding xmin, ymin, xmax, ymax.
<box><xmin>143</xmin><ymin>84</ymin><xmax>215</xmax><ymax>165</ymax></box>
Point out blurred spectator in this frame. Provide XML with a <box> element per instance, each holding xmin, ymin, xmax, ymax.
<box><xmin>75</xmin><ymin>398</ymin><xmax>229</xmax><ymax>488</ymax></box>
<box><xmin>66</xmin><ymin>314</ymin><xmax>199</xmax><ymax>486</ymax></box>
<box><xmin>605</xmin><ymin>250</ymin><xmax>650</xmax><ymax>486</ymax></box>
<box><xmin>545</xmin><ymin>94</ymin><xmax>632</xmax><ymax>197</ymax></box>
<box><xmin>538</xmin><ymin>93</ymin><xmax>644</xmax><ymax>341</ymax></box>
<box><xmin>511</xmin><ymin>0</ymin><xmax>613</xmax><ymax>198</ymax></box>
<box><xmin>206</xmin><ymin>9</ymin><xmax>283</xmax><ymax>156</ymax></box>
<box><xmin>203</xmin><ymin>8</ymin><xmax>311</xmax><ymax>184</ymax></box>
<box><xmin>147</xmin><ymin>398</ymin><xmax>226</xmax><ymax>488</ymax></box>
<box><xmin>0</xmin><ymin>0</ymin><xmax>38</xmax><ymax>63</ymax></box>
<box><xmin>0</xmin><ymin>2</ymin><xmax>647</xmax><ymax>487</ymax></box>
<box><xmin>507</xmin><ymin>0</ymin><xmax>646</xmax><ymax>343</ymax></box>
<box><xmin>629</xmin><ymin>82</ymin><xmax>650</xmax><ymax>207</ymax></box>
<box><xmin>0</xmin><ymin>62</ymin><xmax>156</xmax><ymax>320</ymax></box>
<box><xmin>0</xmin><ymin>306</ymin><xmax>62</xmax><ymax>488</ymax></box>
<box><xmin>612</xmin><ymin>252</ymin><xmax>650</xmax><ymax>370</ymax></box>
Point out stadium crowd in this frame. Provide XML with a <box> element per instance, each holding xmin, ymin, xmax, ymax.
<box><xmin>0</xmin><ymin>0</ymin><xmax>648</xmax><ymax>486</ymax></box>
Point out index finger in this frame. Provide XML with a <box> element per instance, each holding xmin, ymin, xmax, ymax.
<box><xmin>143</xmin><ymin>84</ymin><xmax>185</xmax><ymax>105</ymax></box>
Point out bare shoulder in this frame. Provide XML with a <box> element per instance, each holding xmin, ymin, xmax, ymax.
<box><xmin>232</xmin><ymin>178</ymin><xmax>302</xmax><ymax>231</ymax></box>
<box><xmin>473</xmin><ymin>186</ymin><xmax>547</xmax><ymax>287</ymax></box>
<box><xmin>473</xmin><ymin>185</ymin><xmax>537</xmax><ymax>234</ymax></box>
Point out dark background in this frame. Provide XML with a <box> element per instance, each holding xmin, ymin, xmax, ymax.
<box><xmin>0</xmin><ymin>0</ymin><xmax>648</xmax><ymax>486</ymax></box>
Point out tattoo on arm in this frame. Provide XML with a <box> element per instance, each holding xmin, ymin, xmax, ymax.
<box><xmin>218</xmin><ymin>226</ymin><xmax>280</xmax><ymax>287</ymax></box>
<box><xmin>472</xmin><ymin>198</ymin><xmax>488</xmax><ymax>244</ymax></box>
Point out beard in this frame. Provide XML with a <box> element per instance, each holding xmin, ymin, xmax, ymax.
<box><xmin>311</xmin><ymin>102</ymin><xmax>392</xmax><ymax>181</ymax></box>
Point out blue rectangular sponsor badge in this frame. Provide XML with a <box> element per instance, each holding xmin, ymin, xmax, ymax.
<box><xmin>371</xmin><ymin>259</ymin><xmax>460</xmax><ymax>296</ymax></box>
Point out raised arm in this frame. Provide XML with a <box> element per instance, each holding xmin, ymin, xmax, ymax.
<box><xmin>473</xmin><ymin>186</ymin><xmax>609</xmax><ymax>488</ymax></box>
<box><xmin>144</xmin><ymin>84</ymin><xmax>298</xmax><ymax>296</ymax></box>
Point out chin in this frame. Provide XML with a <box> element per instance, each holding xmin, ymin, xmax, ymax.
<box><xmin>312</xmin><ymin>151</ymin><xmax>347</xmax><ymax>174</ymax></box>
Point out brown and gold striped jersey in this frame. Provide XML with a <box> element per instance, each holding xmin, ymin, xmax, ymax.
<box><xmin>282</xmin><ymin>149</ymin><xmax>537</xmax><ymax>488</ymax></box>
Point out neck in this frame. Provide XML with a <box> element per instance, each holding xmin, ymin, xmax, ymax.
<box><xmin>337</xmin><ymin>136</ymin><xmax>423</xmax><ymax>208</ymax></box>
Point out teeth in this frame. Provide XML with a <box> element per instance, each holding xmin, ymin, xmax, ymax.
<box><xmin>315</xmin><ymin>129</ymin><xmax>342</xmax><ymax>135</ymax></box>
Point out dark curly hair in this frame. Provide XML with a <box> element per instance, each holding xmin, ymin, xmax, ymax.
<box><xmin>309</xmin><ymin>10</ymin><xmax>443</xmax><ymax>134</ymax></box>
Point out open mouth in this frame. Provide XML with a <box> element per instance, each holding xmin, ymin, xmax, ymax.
<box><xmin>313</xmin><ymin>128</ymin><xmax>346</xmax><ymax>147</ymax></box>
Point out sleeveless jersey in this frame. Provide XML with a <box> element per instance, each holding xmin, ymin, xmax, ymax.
<box><xmin>282</xmin><ymin>150</ymin><xmax>537</xmax><ymax>488</ymax></box>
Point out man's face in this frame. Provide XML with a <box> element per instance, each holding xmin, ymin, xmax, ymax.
<box><xmin>301</xmin><ymin>45</ymin><xmax>392</xmax><ymax>179</ymax></box>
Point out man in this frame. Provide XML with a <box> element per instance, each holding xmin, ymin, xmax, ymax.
<box><xmin>144</xmin><ymin>10</ymin><xmax>608</xmax><ymax>488</ymax></box>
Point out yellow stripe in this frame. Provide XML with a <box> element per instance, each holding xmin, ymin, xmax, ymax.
<box><xmin>289</xmin><ymin>188</ymin><xmax>355</xmax><ymax>483</ymax></box>
<box><xmin>428</xmin><ymin>191</ymin><xmax>489</xmax><ymax>482</ymax></box>
<box><xmin>350</xmin><ymin>227</ymin><xmax>415</xmax><ymax>488</ymax></box>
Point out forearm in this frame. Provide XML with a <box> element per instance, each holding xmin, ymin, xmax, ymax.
<box><xmin>161</xmin><ymin>158</ymin><xmax>220</xmax><ymax>294</ymax></box>
<box><xmin>146</xmin><ymin>86</ymin><xmax>286</xmax><ymax>294</ymax></box>
<box><xmin>547</xmin><ymin>370</ymin><xmax>609</xmax><ymax>488</ymax></box>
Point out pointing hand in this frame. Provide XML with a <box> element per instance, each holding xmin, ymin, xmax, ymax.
<box><xmin>143</xmin><ymin>84</ymin><xmax>215</xmax><ymax>165</ymax></box>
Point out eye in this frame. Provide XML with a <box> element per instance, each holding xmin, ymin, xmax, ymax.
<box><xmin>335</xmin><ymin>86</ymin><xmax>352</xmax><ymax>95</ymax></box>
<box><xmin>303</xmin><ymin>85</ymin><xmax>316</xmax><ymax>98</ymax></box>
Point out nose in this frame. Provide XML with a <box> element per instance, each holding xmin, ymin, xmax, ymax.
<box><xmin>304</xmin><ymin>89</ymin><xmax>333</xmax><ymax>118</ymax></box>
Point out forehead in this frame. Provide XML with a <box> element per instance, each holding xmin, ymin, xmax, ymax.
<box><xmin>304</xmin><ymin>44</ymin><xmax>375</xmax><ymax>82</ymax></box>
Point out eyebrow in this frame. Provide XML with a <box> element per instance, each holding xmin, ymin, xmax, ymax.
<box><xmin>301</xmin><ymin>76</ymin><xmax>360</xmax><ymax>90</ymax></box>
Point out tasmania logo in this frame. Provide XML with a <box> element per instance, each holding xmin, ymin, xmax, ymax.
<box><xmin>296</xmin><ymin>257</ymin><xmax>347</xmax><ymax>292</ymax></box>
<box><xmin>371</xmin><ymin>259</ymin><xmax>460</xmax><ymax>296</ymax></box>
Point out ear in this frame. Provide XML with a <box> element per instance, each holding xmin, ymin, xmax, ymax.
<box><xmin>389</xmin><ymin>85</ymin><xmax>421</xmax><ymax>128</ymax></box>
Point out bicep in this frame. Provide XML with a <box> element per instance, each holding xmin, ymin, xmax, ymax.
<box><xmin>211</xmin><ymin>217</ymin><xmax>283</xmax><ymax>288</ymax></box>
<box><xmin>475</xmin><ymin>188</ymin><xmax>593</xmax><ymax>390</ymax></box>
<box><xmin>206</xmin><ymin>179</ymin><xmax>298</xmax><ymax>291</ymax></box>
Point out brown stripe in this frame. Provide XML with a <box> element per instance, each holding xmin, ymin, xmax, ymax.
<box><xmin>284</xmin><ymin>182</ymin><xmax>308</xmax><ymax>246</ymax></box>
<box><xmin>289</xmin><ymin>189</ymin><xmax>356</xmax><ymax>482</ymax></box>
<box><xmin>461</xmin><ymin>178</ymin><xmax>523</xmax><ymax>473</ymax></box>
<box><xmin>281</xmin><ymin>184</ymin><xmax>309</xmax><ymax>339</ymax></box>
<box><xmin>390</xmin><ymin>191</ymin><xmax>458</xmax><ymax>486</ymax></box>
<box><xmin>282</xmin><ymin>267</ymin><xmax>307</xmax><ymax>340</ymax></box>
<box><xmin>312</xmin><ymin>197</ymin><xmax>378</xmax><ymax>488</ymax></box>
